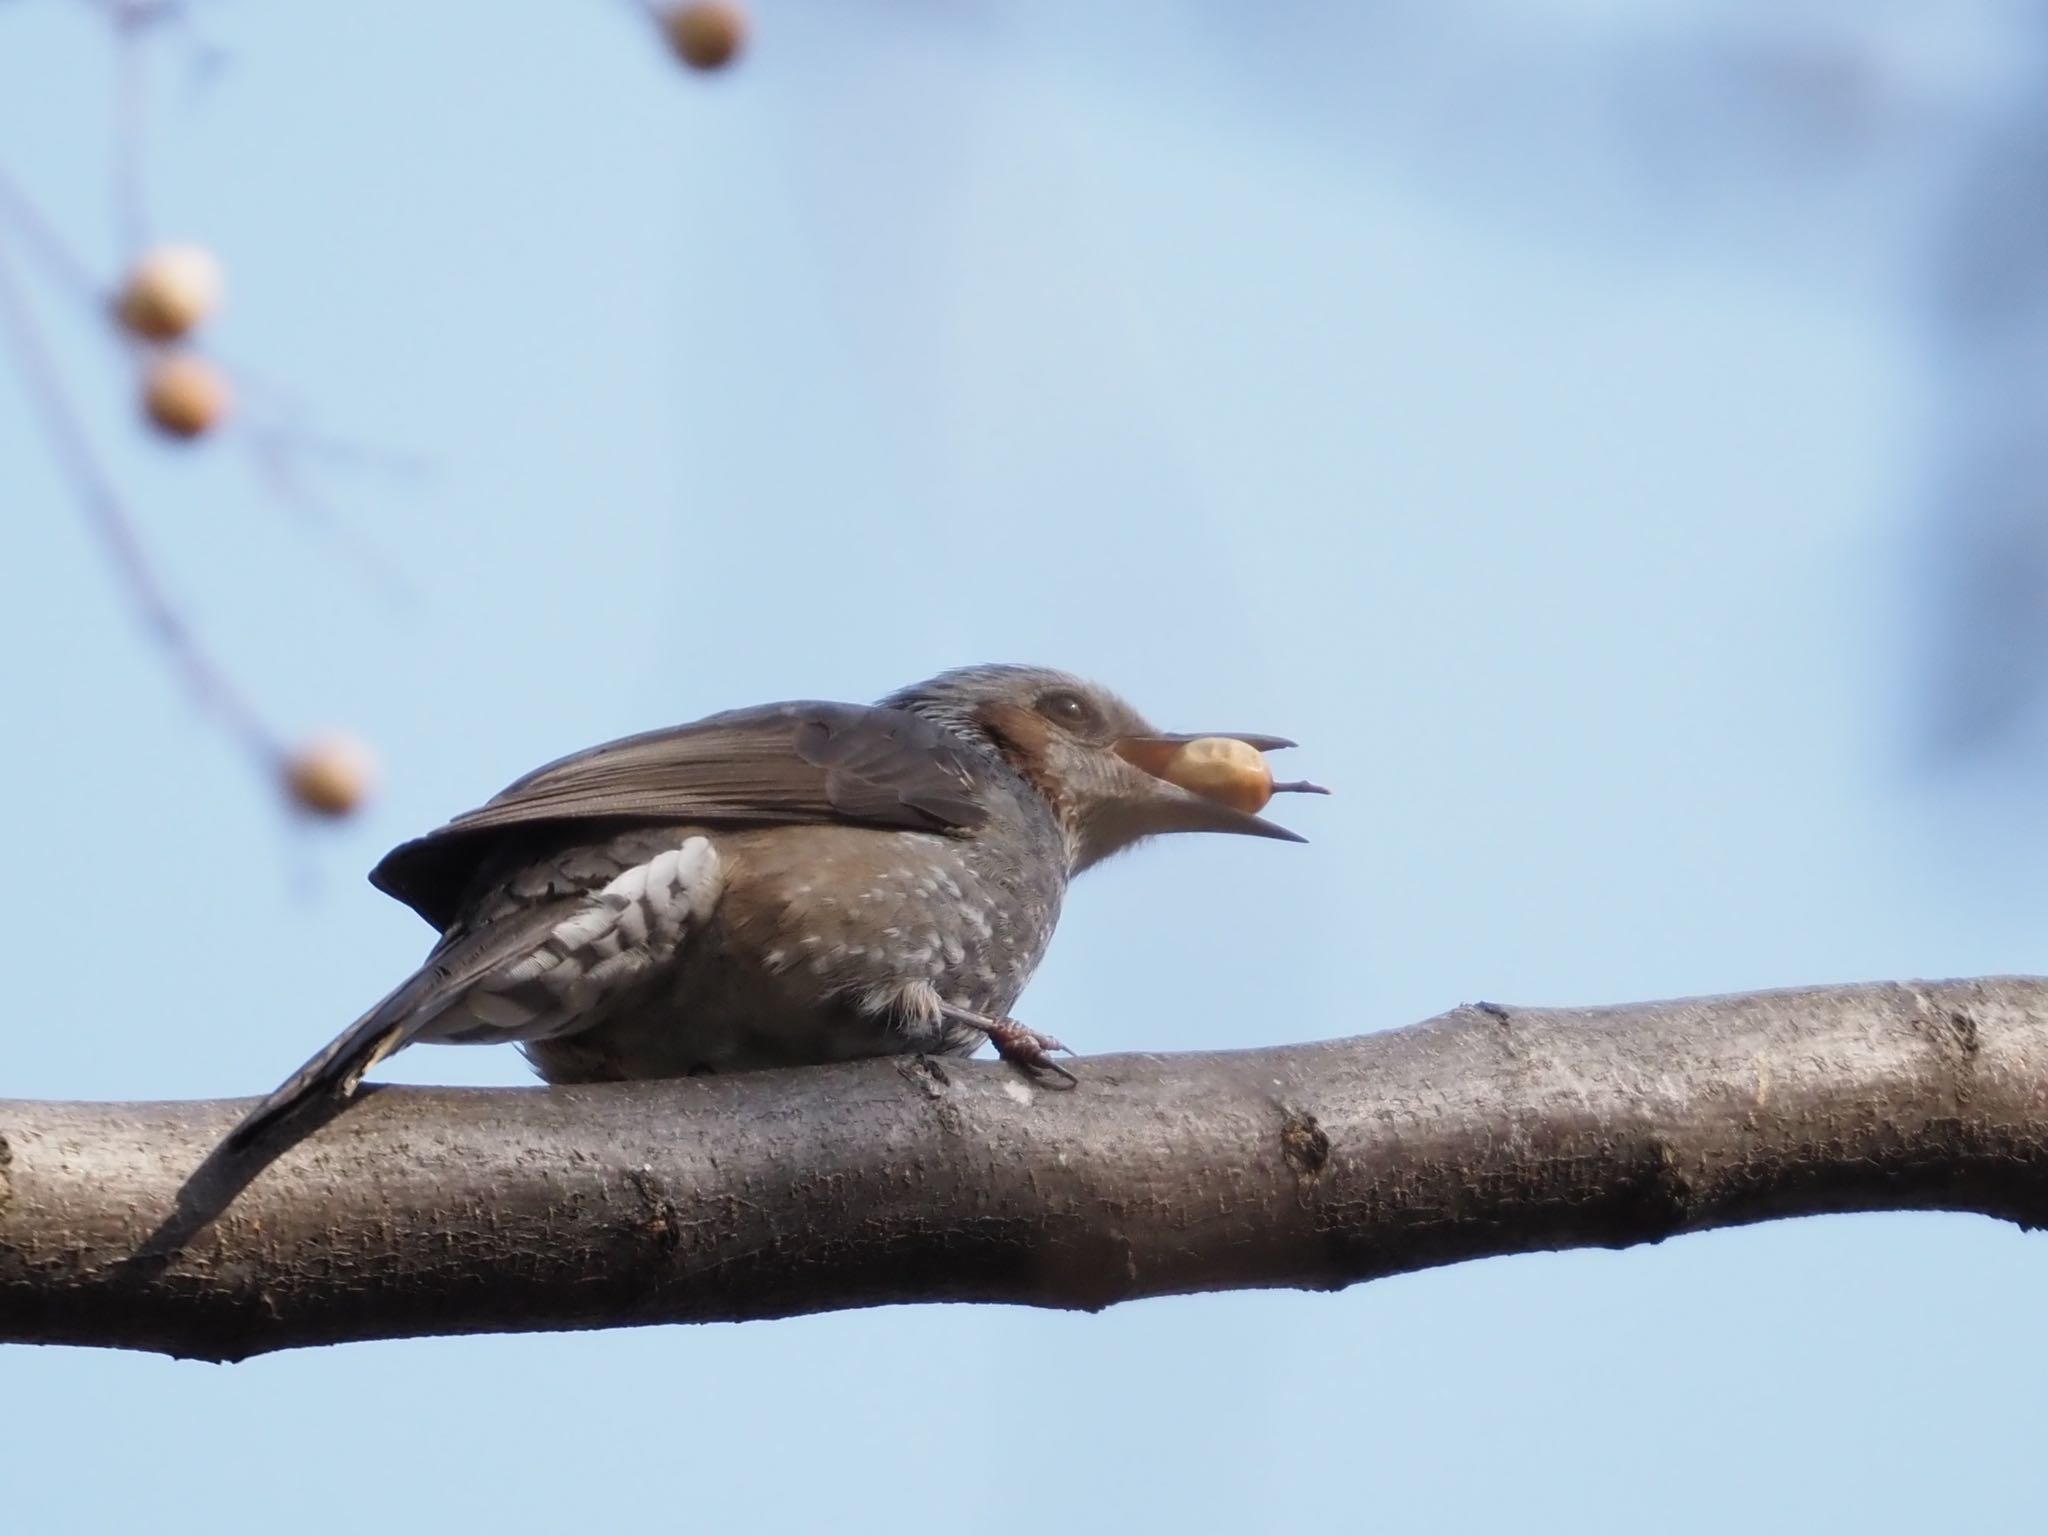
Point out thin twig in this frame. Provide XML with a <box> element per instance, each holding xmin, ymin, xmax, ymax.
<box><xmin>241</xmin><ymin>426</ymin><xmax>418</xmax><ymax>611</ymax></box>
<box><xmin>111</xmin><ymin>2</ymin><xmax>152</xmax><ymax>258</ymax></box>
<box><xmin>0</xmin><ymin>228</ymin><xmax>280</xmax><ymax>762</ymax></box>
<box><xmin>0</xmin><ymin>161</ymin><xmax>106</xmax><ymax>306</ymax></box>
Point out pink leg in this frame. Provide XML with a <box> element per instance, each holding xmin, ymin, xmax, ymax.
<box><xmin>940</xmin><ymin>1005</ymin><xmax>1079</xmax><ymax>1084</ymax></box>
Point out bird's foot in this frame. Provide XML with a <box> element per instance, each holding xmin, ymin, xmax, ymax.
<box><xmin>985</xmin><ymin>1017</ymin><xmax>1078</xmax><ymax>1084</ymax></box>
<box><xmin>935</xmin><ymin>1001</ymin><xmax>1078</xmax><ymax>1084</ymax></box>
<box><xmin>944</xmin><ymin>1007</ymin><xmax>1078</xmax><ymax>1084</ymax></box>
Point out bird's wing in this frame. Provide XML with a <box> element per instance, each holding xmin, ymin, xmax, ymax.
<box><xmin>371</xmin><ymin>701</ymin><xmax>990</xmax><ymax>929</ymax></box>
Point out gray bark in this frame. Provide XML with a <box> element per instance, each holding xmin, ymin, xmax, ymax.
<box><xmin>3</xmin><ymin>975</ymin><xmax>2046</xmax><ymax>1362</ymax></box>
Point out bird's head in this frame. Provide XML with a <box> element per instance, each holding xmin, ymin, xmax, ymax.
<box><xmin>883</xmin><ymin>664</ymin><xmax>1325</xmax><ymax>872</ymax></box>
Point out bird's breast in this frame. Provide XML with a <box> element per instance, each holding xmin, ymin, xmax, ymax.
<box><xmin>717</xmin><ymin>822</ymin><xmax>1064</xmax><ymax>1013</ymax></box>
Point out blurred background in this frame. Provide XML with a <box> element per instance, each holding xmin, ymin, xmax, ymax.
<box><xmin>5</xmin><ymin>1</ymin><xmax>2048</xmax><ymax>1531</ymax></box>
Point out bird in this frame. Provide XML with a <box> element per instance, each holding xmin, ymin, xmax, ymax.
<box><xmin>229</xmin><ymin>664</ymin><xmax>1324</xmax><ymax>1148</ymax></box>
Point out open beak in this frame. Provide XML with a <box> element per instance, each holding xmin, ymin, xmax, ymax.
<box><xmin>1110</xmin><ymin>731</ymin><xmax>1329</xmax><ymax>844</ymax></box>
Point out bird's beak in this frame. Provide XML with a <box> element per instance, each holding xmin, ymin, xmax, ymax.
<box><xmin>1117</xmin><ymin>730</ymin><xmax>1298</xmax><ymax>756</ymax></box>
<box><xmin>1109</xmin><ymin>732</ymin><xmax>1328</xmax><ymax>845</ymax></box>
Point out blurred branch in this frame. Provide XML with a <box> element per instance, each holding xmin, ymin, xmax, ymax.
<box><xmin>0</xmin><ymin>218</ymin><xmax>281</xmax><ymax>761</ymax></box>
<box><xmin>112</xmin><ymin>1</ymin><xmax>152</xmax><ymax>256</ymax></box>
<box><xmin>2</xmin><ymin>4</ymin><xmax>385</xmax><ymax>808</ymax></box>
<box><xmin>0</xmin><ymin>162</ymin><xmax>102</xmax><ymax>304</ymax></box>
<box><xmin>5</xmin><ymin>976</ymin><xmax>2047</xmax><ymax>1361</ymax></box>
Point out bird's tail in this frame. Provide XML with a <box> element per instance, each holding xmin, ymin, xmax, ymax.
<box><xmin>225</xmin><ymin>976</ymin><xmax>435</xmax><ymax>1151</ymax></box>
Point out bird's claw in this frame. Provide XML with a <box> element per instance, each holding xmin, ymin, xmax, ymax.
<box><xmin>981</xmin><ymin>1017</ymin><xmax>1079</xmax><ymax>1085</ymax></box>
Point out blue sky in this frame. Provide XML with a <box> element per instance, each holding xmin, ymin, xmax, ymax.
<box><xmin>4</xmin><ymin>4</ymin><xmax>2047</xmax><ymax>1532</ymax></box>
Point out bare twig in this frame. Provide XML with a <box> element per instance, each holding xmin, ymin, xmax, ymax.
<box><xmin>0</xmin><ymin>162</ymin><xmax>105</xmax><ymax>305</ymax></box>
<box><xmin>0</xmin><ymin>226</ymin><xmax>280</xmax><ymax>761</ymax></box>
<box><xmin>240</xmin><ymin>424</ymin><xmax>419</xmax><ymax>611</ymax></box>
<box><xmin>3</xmin><ymin>976</ymin><xmax>2045</xmax><ymax>1361</ymax></box>
<box><xmin>111</xmin><ymin>2</ymin><xmax>152</xmax><ymax>256</ymax></box>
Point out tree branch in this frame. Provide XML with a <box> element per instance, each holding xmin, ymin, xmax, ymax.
<box><xmin>5</xmin><ymin>976</ymin><xmax>2047</xmax><ymax>1361</ymax></box>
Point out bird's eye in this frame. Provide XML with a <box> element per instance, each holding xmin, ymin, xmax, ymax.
<box><xmin>1034</xmin><ymin>689</ymin><xmax>1097</xmax><ymax>731</ymax></box>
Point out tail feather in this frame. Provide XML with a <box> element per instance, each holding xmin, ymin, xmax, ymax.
<box><xmin>226</xmin><ymin>838</ymin><xmax>726</xmax><ymax>1152</ymax></box>
<box><xmin>225</xmin><ymin>980</ymin><xmax>435</xmax><ymax>1151</ymax></box>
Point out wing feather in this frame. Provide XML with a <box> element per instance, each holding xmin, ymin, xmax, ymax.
<box><xmin>371</xmin><ymin>701</ymin><xmax>989</xmax><ymax>928</ymax></box>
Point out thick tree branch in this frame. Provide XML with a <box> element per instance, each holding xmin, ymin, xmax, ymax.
<box><xmin>4</xmin><ymin>976</ymin><xmax>2047</xmax><ymax>1361</ymax></box>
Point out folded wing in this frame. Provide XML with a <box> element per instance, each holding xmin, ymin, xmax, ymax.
<box><xmin>372</xmin><ymin>701</ymin><xmax>991</xmax><ymax>929</ymax></box>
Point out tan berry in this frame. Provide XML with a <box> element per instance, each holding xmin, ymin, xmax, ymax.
<box><xmin>284</xmin><ymin>733</ymin><xmax>378</xmax><ymax>818</ymax></box>
<box><xmin>1157</xmin><ymin>737</ymin><xmax>1276</xmax><ymax>814</ymax></box>
<box><xmin>662</xmin><ymin>2</ymin><xmax>746</xmax><ymax>71</ymax></box>
<box><xmin>115</xmin><ymin>244</ymin><xmax>223</xmax><ymax>342</ymax></box>
<box><xmin>141</xmin><ymin>353</ymin><xmax>230</xmax><ymax>440</ymax></box>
